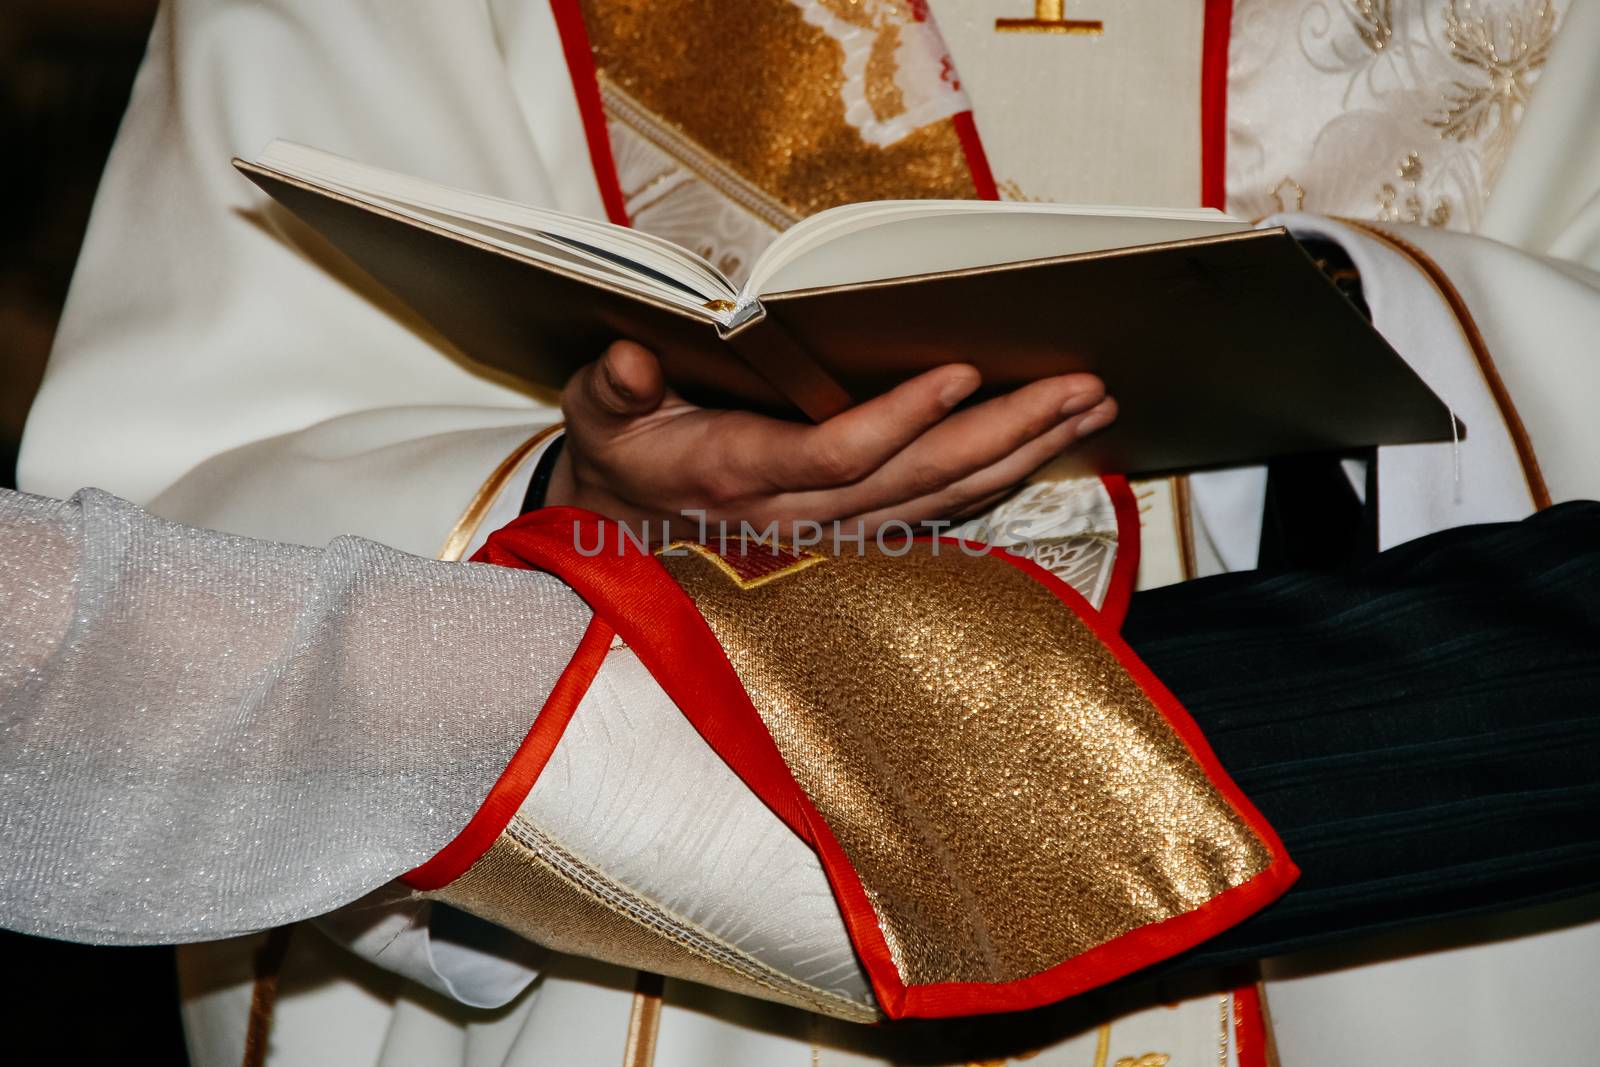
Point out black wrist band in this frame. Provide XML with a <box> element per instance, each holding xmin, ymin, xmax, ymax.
<box><xmin>520</xmin><ymin>432</ymin><xmax>567</xmax><ymax>514</ymax></box>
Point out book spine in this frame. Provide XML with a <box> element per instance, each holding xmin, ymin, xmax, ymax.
<box><xmin>722</xmin><ymin>307</ymin><xmax>854</xmax><ymax>423</ymax></box>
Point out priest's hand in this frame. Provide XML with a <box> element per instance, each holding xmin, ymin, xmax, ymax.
<box><xmin>546</xmin><ymin>340</ymin><xmax>1116</xmax><ymax>535</ymax></box>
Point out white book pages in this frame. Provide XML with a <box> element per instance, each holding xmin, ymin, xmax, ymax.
<box><xmin>256</xmin><ymin>141</ymin><xmax>736</xmax><ymax>313</ymax></box>
<box><xmin>745</xmin><ymin>201</ymin><xmax>1247</xmax><ymax>299</ymax></box>
<box><xmin>255</xmin><ymin>141</ymin><xmax>1248</xmax><ymax>326</ymax></box>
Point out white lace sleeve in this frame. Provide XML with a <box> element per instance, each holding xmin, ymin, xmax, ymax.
<box><xmin>0</xmin><ymin>487</ymin><xmax>590</xmax><ymax>946</ymax></box>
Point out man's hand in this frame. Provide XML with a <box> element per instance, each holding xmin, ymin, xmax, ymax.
<box><xmin>546</xmin><ymin>340</ymin><xmax>1117</xmax><ymax>535</ymax></box>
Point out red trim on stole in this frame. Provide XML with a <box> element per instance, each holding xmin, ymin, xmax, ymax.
<box><xmin>952</xmin><ymin>111</ymin><xmax>1000</xmax><ymax>201</ymax></box>
<box><xmin>435</xmin><ymin>508</ymin><xmax>1295</xmax><ymax>1020</ymax></box>
<box><xmin>1098</xmin><ymin>473</ymin><xmax>1140</xmax><ymax>631</ymax></box>
<box><xmin>1200</xmin><ymin>0</ymin><xmax>1234</xmax><ymax>210</ymax></box>
<box><xmin>549</xmin><ymin>0</ymin><xmax>630</xmax><ymax>225</ymax></box>
<box><xmin>402</xmin><ymin>615</ymin><xmax>615</xmax><ymax>891</ymax></box>
<box><xmin>1233</xmin><ymin>982</ymin><xmax>1271</xmax><ymax>1067</ymax></box>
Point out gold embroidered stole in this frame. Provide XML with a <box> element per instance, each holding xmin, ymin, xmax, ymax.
<box><xmin>576</xmin><ymin>0</ymin><xmax>981</xmax><ymax>283</ymax></box>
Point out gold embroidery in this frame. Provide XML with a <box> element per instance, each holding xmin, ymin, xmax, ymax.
<box><xmin>995</xmin><ymin>0</ymin><xmax>1105</xmax><ymax>35</ymax></box>
<box><xmin>600</xmin><ymin>75</ymin><xmax>802</xmax><ymax>232</ymax></box>
<box><xmin>866</xmin><ymin>19</ymin><xmax>909</xmax><ymax>121</ymax></box>
<box><xmin>1115</xmin><ymin>1056</ymin><xmax>1170</xmax><ymax>1067</ymax></box>
<box><xmin>812</xmin><ymin>0</ymin><xmax>919</xmax><ymax>122</ymax></box>
<box><xmin>1218</xmin><ymin>992</ymin><xmax>1231</xmax><ymax>1067</ymax></box>
<box><xmin>432</xmin><ymin>815</ymin><xmax>881</xmax><ymax>1022</ymax></box>
<box><xmin>1431</xmin><ymin>0</ymin><xmax>1556</xmax><ymax>145</ymax></box>
<box><xmin>1227</xmin><ymin>0</ymin><xmax>1567</xmax><ymax>230</ymax></box>
<box><xmin>658</xmin><ymin>543</ymin><xmax>1275</xmax><ymax>989</ymax></box>
<box><xmin>1376</xmin><ymin>152</ymin><xmax>1453</xmax><ymax>226</ymax></box>
<box><xmin>436</xmin><ymin>424</ymin><xmax>563</xmax><ymax>562</ymax></box>
<box><xmin>1268</xmin><ymin>177</ymin><xmax>1306</xmax><ymax>213</ymax></box>
<box><xmin>581</xmin><ymin>0</ymin><xmax>975</xmax><ymax>221</ymax></box>
<box><xmin>995</xmin><ymin>178</ymin><xmax>1043</xmax><ymax>202</ymax></box>
<box><xmin>659</xmin><ymin>538</ymin><xmax>827</xmax><ymax>589</ymax></box>
<box><xmin>1345</xmin><ymin>0</ymin><xmax>1394</xmax><ymax>53</ymax></box>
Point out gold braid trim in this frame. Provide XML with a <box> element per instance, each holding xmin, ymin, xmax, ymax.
<box><xmin>622</xmin><ymin>973</ymin><xmax>665</xmax><ymax>1067</ymax></box>
<box><xmin>437</xmin><ymin>424</ymin><xmax>565</xmax><ymax>562</ymax></box>
<box><xmin>240</xmin><ymin>926</ymin><xmax>294</xmax><ymax>1067</ymax></box>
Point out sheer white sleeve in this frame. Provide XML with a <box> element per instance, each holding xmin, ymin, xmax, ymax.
<box><xmin>0</xmin><ymin>487</ymin><xmax>590</xmax><ymax>946</ymax></box>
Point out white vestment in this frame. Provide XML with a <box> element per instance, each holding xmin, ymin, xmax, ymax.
<box><xmin>19</xmin><ymin>0</ymin><xmax>1600</xmax><ymax>1064</ymax></box>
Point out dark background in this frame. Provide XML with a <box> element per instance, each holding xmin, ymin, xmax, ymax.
<box><xmin>1</xmin><ymin>0</ymin><xmax>153</xmax><ymax>490</ymax></box>
<box><xmin>1</xmin><ymin>2</ymin><xmax>190</xmax><ymax>1061</ymax></box>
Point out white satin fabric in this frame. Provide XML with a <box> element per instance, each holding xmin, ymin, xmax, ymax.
<box><xmin>314</xmin><ymin>641</ymin><xmax>877</xmax><ymax>1020</ymax></box>
<box><xmin>522</xmin><ymin>646</ymin><xmax>872</xmax><ymax>1007</ymax></box>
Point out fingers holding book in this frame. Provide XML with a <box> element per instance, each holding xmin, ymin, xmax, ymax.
<box><xmin>549</xmin><ymin>340</ymin><xmax>1116</xmax><ymax>538</ymax></box>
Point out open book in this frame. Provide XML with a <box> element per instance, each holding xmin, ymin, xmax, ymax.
<box><xmin>239</xmin><ymin>141</ymin><xmax>1454</xmax><ymax>475</ymax></box>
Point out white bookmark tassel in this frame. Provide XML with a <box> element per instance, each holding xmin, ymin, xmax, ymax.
<box><xmin>1449</xmin><ymin>402</ymin><xmax>1463</xmax><ymax>504</ymax></box>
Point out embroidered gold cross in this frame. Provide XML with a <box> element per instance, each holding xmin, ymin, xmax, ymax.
<box><xmin>995</xmin><ymin>0</ymin><xmax>1103</xmax><ymax>35</ymax></box>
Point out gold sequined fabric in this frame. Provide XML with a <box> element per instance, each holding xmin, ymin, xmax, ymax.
<box><xmin>656</xmin><ymin>542</ymin><xmax>1275</xmax><ymax>988</ymax></box>
<box><xmin>578</xmin><ymin>0</ymin><xmax>976</xmax><ymax>219</ymax></box>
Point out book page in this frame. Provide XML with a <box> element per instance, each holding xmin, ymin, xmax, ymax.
<box><xmin>745</xmin><ymin>201</ymin><xmax>1246</xmax><ymax>300</ymax></box>
<box><xmin>256</xmin><ymin>141</ymin><xmax>737</xmax><ymax>314</ymax></box>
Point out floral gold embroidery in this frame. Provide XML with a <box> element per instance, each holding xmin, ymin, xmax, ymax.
<box><xmin>1430</xmin><ymin>0</ymin><xmax>1557</xmax><ymax>178</ymax></box>
<box><xmin>957</xmin><ymin>476</ymin><xmax>1122</xmax><ymax>609</ymax></box>
<box><xmin>1227</xmin><ymin>0</ymin><xmax>1567</xmax><ymax>230</ymax></box>
<box><xmin>1345</xmin><ymin>0</ymin><xmax>1393</xmax><ymax>52</ymax></box>
<box><xmin>1376</xmin><ymin>151</ymin><xmax>1454</xmax><ymax>226</ymax></box>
